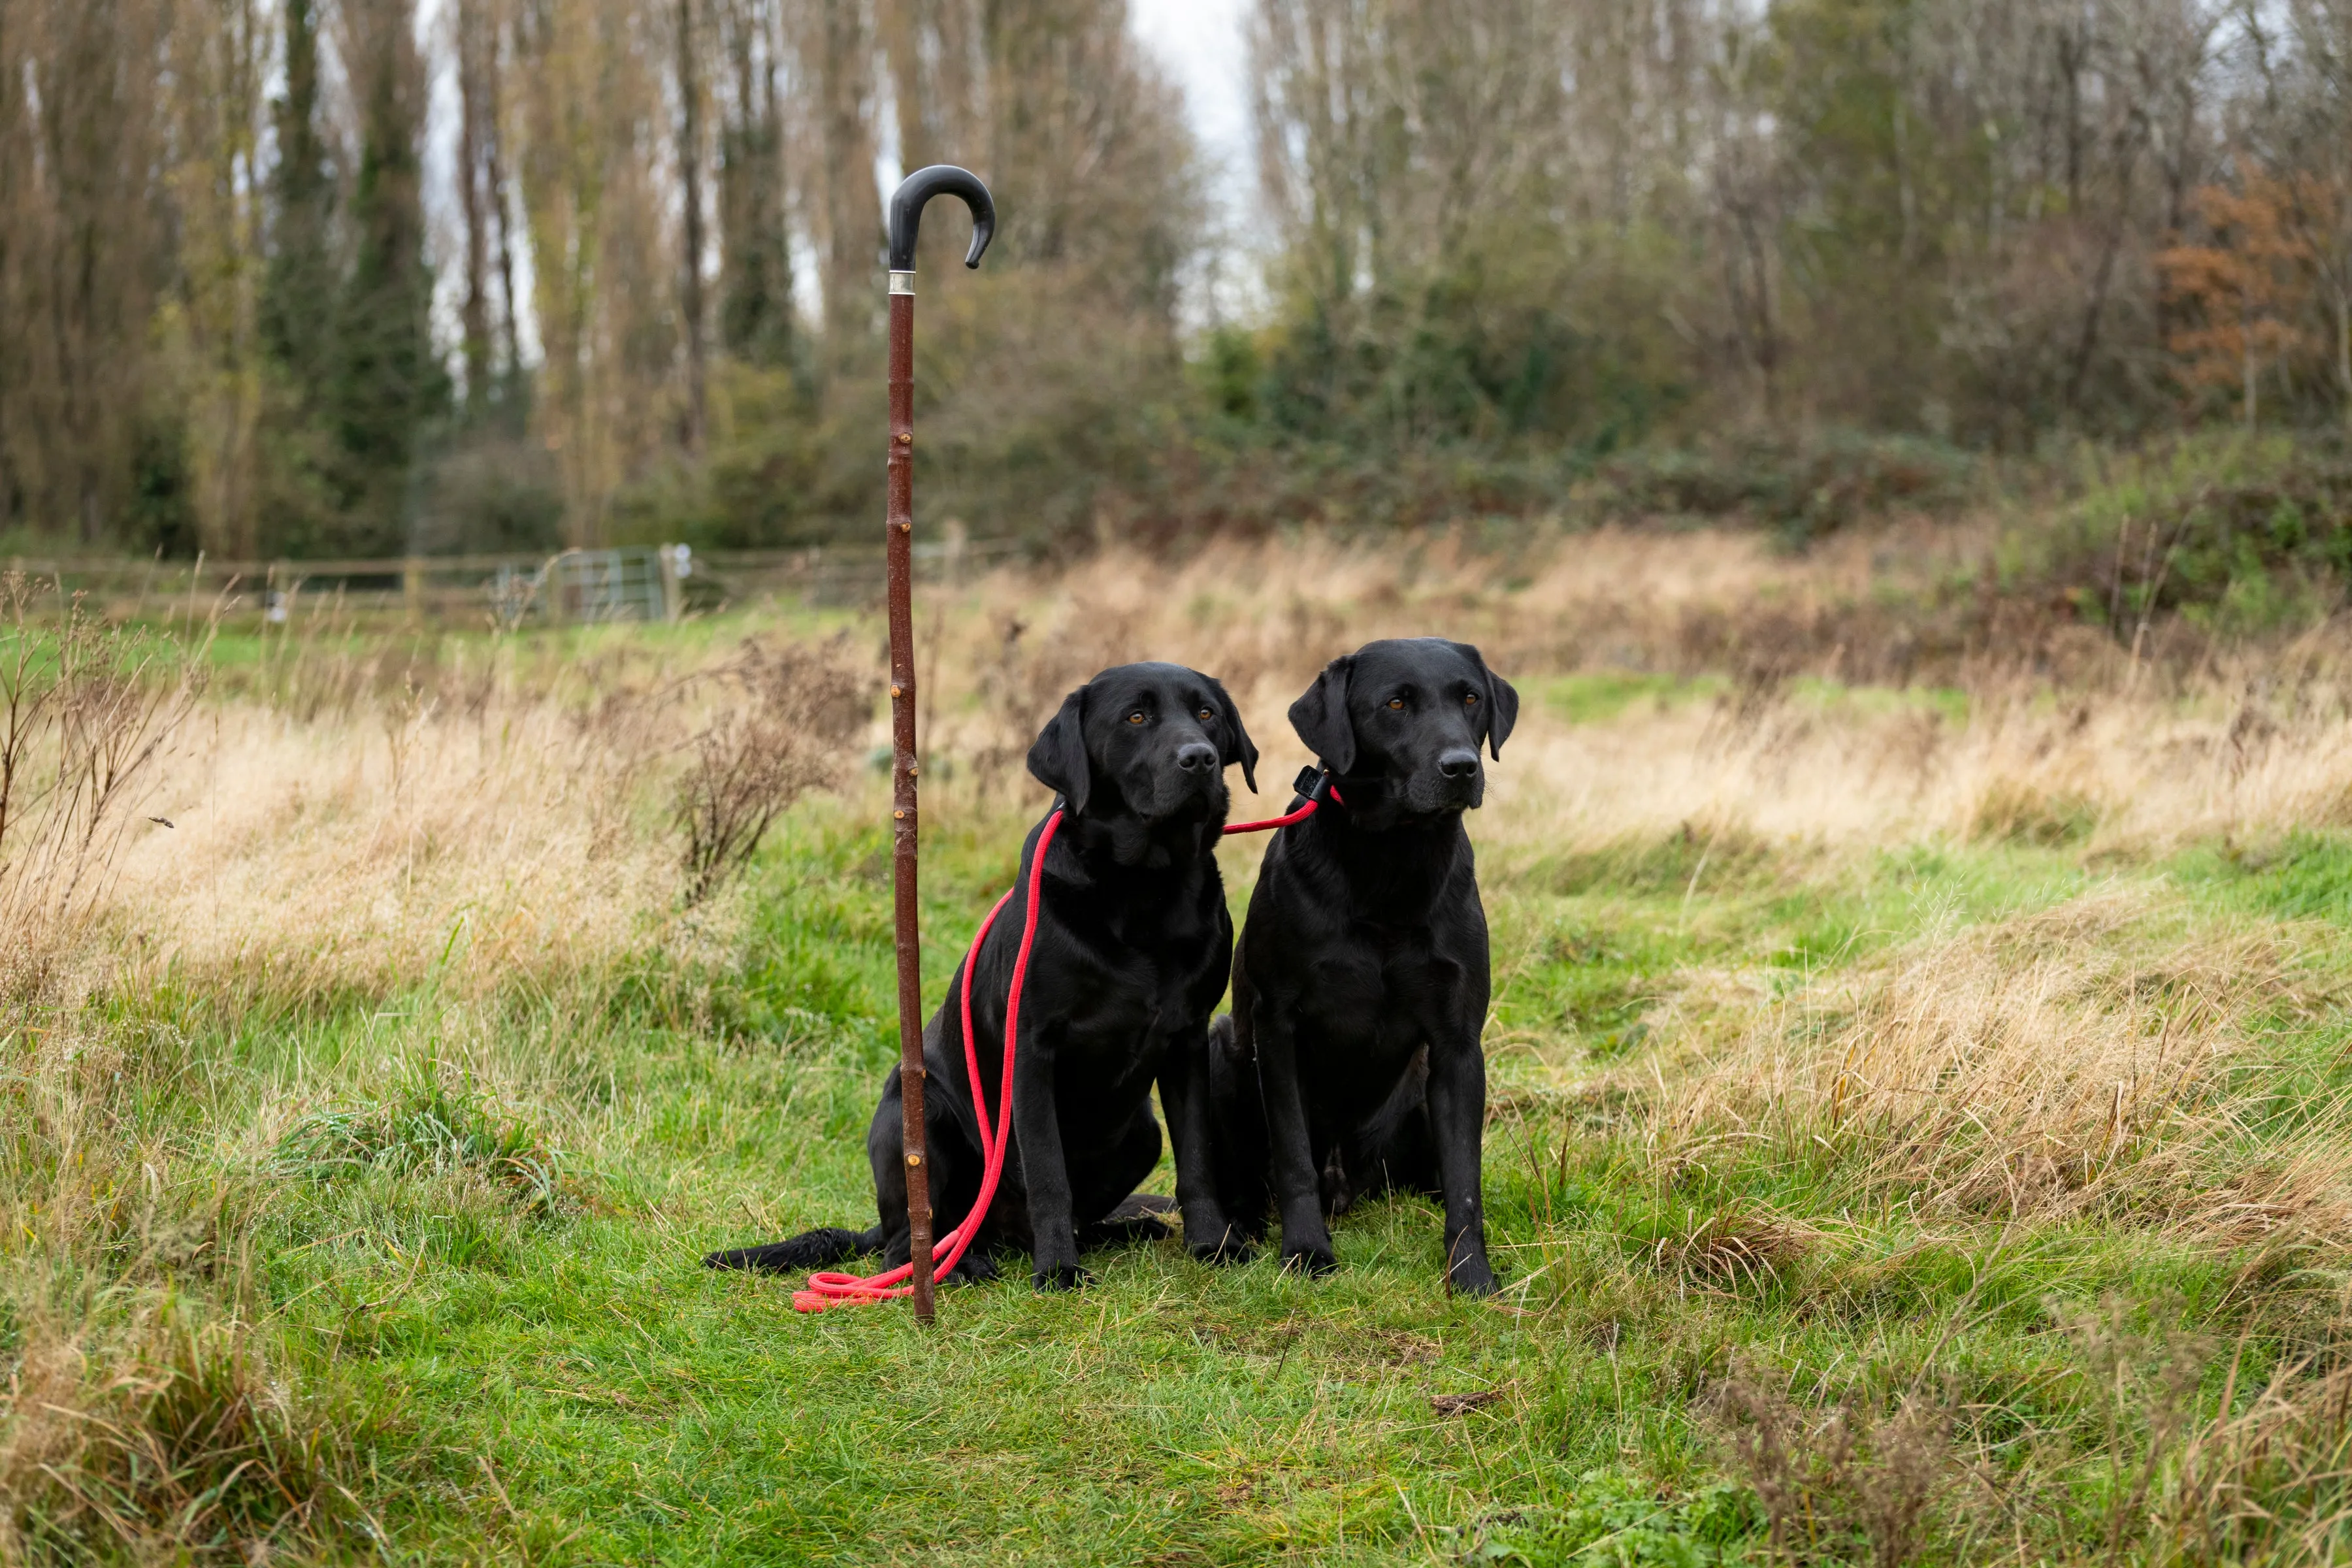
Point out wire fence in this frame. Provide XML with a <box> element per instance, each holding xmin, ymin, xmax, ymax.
<box><xmin>3</xmin><ymin>536</ymin><xmax>1030</xmax><ymax>627</ymax></box>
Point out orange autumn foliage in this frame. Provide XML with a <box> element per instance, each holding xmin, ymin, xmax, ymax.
<box><xmin>2158</xmin><ymin>169</ymin><xmax>2323</xmax><ymax>417</ymax></box>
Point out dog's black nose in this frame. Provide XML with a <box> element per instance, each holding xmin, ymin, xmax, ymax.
<box><xmin>1437</xmin><ymin>748</ymin><xmax>1480</xmax><ymax>781</ymax></box>
<box><xmin>1175</xmin><ymin>742</ymin><xmax>1218</xmax><ymax>774</ymax></box>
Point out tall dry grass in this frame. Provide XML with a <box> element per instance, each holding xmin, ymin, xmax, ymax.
<box><xmin>0</xmin><ymin>1302</ymin><xmax>358</xmax><ymax>1563</ymax></box>
<box><xmin>93</xmin><ymin>627</ymin><xmax>876</xmax><ymax>1012</ymax></box>
<box><xmin>1643</xmin><ymin>890</ymin><xmax>2352</xmax><ymax>1246</ymax></box>
<box><xmin>1720</xmin><ymin>1307</ymin><xmax>2352</xmax><ymax>1567</ymax></box>
<box><xmin>907</xmin><ymin>529</ymin><xmax>2352</xmax><ymax>867</ymax></box>
<box><xmin>56</xmin><ymin>524</ymin><xmax>2352</xmax><ymax>1011</ymax></box>
<box><xmin>0</xmin><ymin>578</ymin><xmax>206</xmax><ymax>990</ymax></box>
<box><xmin>0</xmin><ymin>589</ymin><xmax>877</xmax><ymax>1560</ymax></box>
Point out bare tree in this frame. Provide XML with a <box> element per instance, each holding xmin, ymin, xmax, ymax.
<box><xmin>5</xmin><ymin>0</ymin><xmax>169</xmax><ymax>544</ymax></box>
<box><xmin>676</xmin><ymin>0</ymin><xmax>709</xmax><ymax>451</ymax></box>
<box><xmin>457</xmin><ymin>0</ymin><xmax>498</xmax><ymax>417</ymax></box>
<box><xmin>718</xmin><ymin>0</ymin><xmax>793</xmax><ymax>366</ymax></box>
<box><xmin>167</xmin><ymin>0</ymin><xmax>272</xmax><ymax>556</ymax></box>
<box><xmin>2270</xmin><ymin>0</ymin><xmax>2352</xmax><ymax>425</ymax></box>
<box><xmin>804</xmin><ymin>0</ymin><xmax>879</xmax><ymax>362</ymax></box>
<box><xmin>515</xmin><ymin>0</ymin><xmax>678</xmax><ymax>544</ymax></box>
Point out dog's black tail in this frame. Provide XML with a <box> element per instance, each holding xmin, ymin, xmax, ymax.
<box><xmin>703</xmin><ymin>1225</ymin><xmax>883</xmax><ymax>1274</ymax></box>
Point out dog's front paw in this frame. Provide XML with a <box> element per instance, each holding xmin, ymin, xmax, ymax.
<box><xmin>1032</xmin><ymin>1262</ymin><xmax>1092</xmax><ymax>1292</ymax></box>
<box><xmin>1280</xmin><ymin>1243</ymin><xmax>1337</xmax><ymax>1278</ymax></box>
<box><xmin>1188</xmin><ymin>1229</ymin><xmax>1254</xmax><ymax>1266</ymax></box>
<box><xmin>1448</xmin><ymin>1255</ymin><xmax>1499</xmax><ymax>1296</ymax></box>
<box><xmin>944</xmin><ymin>1250</ymin><xmax>1000</xmax><ymax>1284</ymax></box>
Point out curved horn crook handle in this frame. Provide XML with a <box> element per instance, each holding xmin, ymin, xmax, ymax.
<box><xmin>887</xmin><ymin>165</ymin><xmax>996</xmax><ymax>272</ymax></box>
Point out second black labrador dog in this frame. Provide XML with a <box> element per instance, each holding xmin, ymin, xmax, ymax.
<box><xmin>1165</xmin><ymin>637</ymin><xmax>1516</xmax><ymax>1293</ymax></box>
<box><xmin>707</xmin><ymin>662</ymin><xmax>1257</xmax><ymax>1290</ymax></box>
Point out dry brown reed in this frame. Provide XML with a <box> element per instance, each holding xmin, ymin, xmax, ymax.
<box><xmin>1720</xmin><ymin>1305</ymin><xmax>2352</xmax><ymax>1567</ymax></box>
<box><xmin>1716</xmin><ymin>1367</ymin><xmax>1954</xmax><ymax>1568</ymax></box>
<box><xmin>0</xmin><ymin>577</ymin><xmax>207</xmax><ymax>992</ymax></box>
<box><xmin>1936</xmin><ymin>1300</ymin><xmax>2352</xmax><ymax>1565</ymax></box>
<box><xmin>1642</xmin><ymin>890</ymin><xmax>2352</xmax><ymax>1249</ymax></box>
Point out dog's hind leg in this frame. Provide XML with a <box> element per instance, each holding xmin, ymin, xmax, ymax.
<box><xmin>1347</xmin><ymin>1043</ymin><xmax>1441</xmax><ymax>1204</ymax></box>
<box><xmin>925</xmin><ymin>1110</ymin><xmax>1003</xmax><ymax>1284</ymax></box>
<box><xmin>868</xmin><ymin>1065</ymin><xmax>915</xmax><ymax>1267</ymax></box>
<box><xmin>1164</xmin><ymin>1014</ymin><xmax>1261</xmax><ymax>1262</ymax></box>
<box><xmin>869</xmin><ymin>1059</ymin><xmax>990</xmax><ymax>1275</ymax></box>
<box><xmin>1075</xmin><ymin>1111</ymin><xmax>1170</xmax><ymax>1252</ymax></box>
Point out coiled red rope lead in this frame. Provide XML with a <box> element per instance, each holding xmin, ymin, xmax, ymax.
<box><xmin>794</xmin><ymin>782</ymin><xmax>1337</xmax><ymax>1312</ymax></box>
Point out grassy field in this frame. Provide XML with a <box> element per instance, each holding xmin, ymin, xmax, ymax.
<box><xmin>11</xmin><ymin>525</ymin><xmax>2352</xmax><ymax>1564</ymax></box>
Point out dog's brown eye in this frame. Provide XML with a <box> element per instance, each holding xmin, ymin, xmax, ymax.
<box><xmin>1388</xmin><ymin>698</ymin><xmax>1405</xmax><ymax>710</ymax></box>
<box><xmin>1126</xmin><ymin>711</ymin><xmax>1145</xmax><ymax>725</ymax></box>
<box><xmin>1198</xmin><ymin>708</ymin><xmax>1213</xmax><ymax>721</ymax></box>
<box><xmin>1464</xmin><ymin>693</ymin><xmax>1479</xmax><ymax>706</ymax></box>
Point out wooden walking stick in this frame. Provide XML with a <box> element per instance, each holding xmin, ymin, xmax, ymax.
<box><xmin>883</xmin><ymin>165</ymin><xmax>995</xmax><ymax>1324</ymax></box>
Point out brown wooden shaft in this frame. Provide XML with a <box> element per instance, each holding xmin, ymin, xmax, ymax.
<box><xmin>885</xmin><ymin>288</ymin><xmax>935</xmax><ymax>1322</ymax></box>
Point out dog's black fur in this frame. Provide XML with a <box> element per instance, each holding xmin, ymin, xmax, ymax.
<box><xmin>705</xmin><ymin>662</ymin><xmax>1258</xmax><ymax>1290</ymax></box>
<box><xmin>1164</xmin><ymin>638</ymin><xmax>1516</xmax><ymax>1294</ymax></box>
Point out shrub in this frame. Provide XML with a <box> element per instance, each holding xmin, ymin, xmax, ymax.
<box><xmin>674</xmin><ymin>638</ymin><xmax>875</xmax><ymax>904</ymax></box>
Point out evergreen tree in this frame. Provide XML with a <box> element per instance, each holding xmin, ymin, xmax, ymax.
<box><xmin>329</xmin><ymin>0</ymin><xmax>445</xmax><ymax>555</ymax></box>
<box><xmin>259</xmin><ymin>0</ymin><xmax>333</xmax><ymax>406</ymax></box>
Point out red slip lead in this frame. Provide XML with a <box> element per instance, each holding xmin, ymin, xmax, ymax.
<box><xmin>794</xmin><ymin>778</ymin><xmax>1337</xmax><ymax>1312</ymax></box>
<box><xmin>792</xmin><ymin>810</ymin><xmax>1060</xmax><ymax>1311</ymax></box>
<box><xmin>1224</xmin><ymin>779</ymin><xmax>1340</xmax><ymax>834</ymax></box>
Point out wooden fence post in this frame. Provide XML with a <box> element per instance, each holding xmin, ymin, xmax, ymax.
<box><xmin>658</xmin><ymin>545</ymin><xmax>685</xmax><ymax>624</ymax></box>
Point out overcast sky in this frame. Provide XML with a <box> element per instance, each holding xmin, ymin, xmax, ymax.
<box><xmin>1129</xmin><ymin>0</ymin><xmax>1260</xmax><ymax>321</ymax></box>
<box><xmin>1130</xmin><ymin>0</ymin><xmax>1251</xmax><ymax>199</ymax></box>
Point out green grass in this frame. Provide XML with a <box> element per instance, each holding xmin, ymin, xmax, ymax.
<box><xmin>1533</xmin><ymin>672</ymin><xmax>1723</xmax><ymax>725</ymax></box>
<box><xmin>1529</xmin><ymin>672</ymin><xmax>1968</xmax><ymax>730</ymax></box>
<box><xmin>25</xmin><ymin>796</ymin><xmax>2352</xmax><ymax>1562</ymax></box>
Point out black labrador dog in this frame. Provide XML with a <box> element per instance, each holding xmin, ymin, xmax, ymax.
<box><xmin>1164</xmin><ymin>638</ymin><xmax>1517</xmax><ymax>1294</ymax></box>
<box><xmin>706</xmin><ymin>662</ymin><xmax>1258</xmax><ymax>1290</ymax></box>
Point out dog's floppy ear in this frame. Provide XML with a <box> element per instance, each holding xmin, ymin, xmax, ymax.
<box><xmin>1288</xmin><ymin>655</ymin><xmax>1356</xmax><ymax>774</ymax></box>
<box><xmin>1026</xmin><ymin>683</ymin><xmax>1092</xmax><ymax>815</ymax></box>
<box><xmin>1450</xmin><ymin>640</ymin><xmax>1520</xmax><ymax>759</ymax></box>
<box><xmin>1207</xmin><ymin>676</ymin><xmax>1258</xmax><ymax>792</ymax></box>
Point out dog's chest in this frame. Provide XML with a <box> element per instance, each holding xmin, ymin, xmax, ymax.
<box><xmin>1059</xmin><ymin>921</ymin><xmax>1217</xmax><ymax>1039</ymax></box>
<box><xmin>1305</xmin><ymin>923</ymin><xmax>1460</xmax><ymax>1039</ymax></box>
<box><xmin>1045</xmin><ymin>881</ymin><xmax>1223</xmax><ymax>1070</ymax></box>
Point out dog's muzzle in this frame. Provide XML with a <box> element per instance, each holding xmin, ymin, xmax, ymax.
<box><xmin>1131</xmin><ymin>756</ymin><xmax>1228</xmax><ymax>821</ymax></box>
<box><xmin>1407</xmin><ymin>749</ymin><xmax>1484</xmax><ymax>811</ymax></box>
